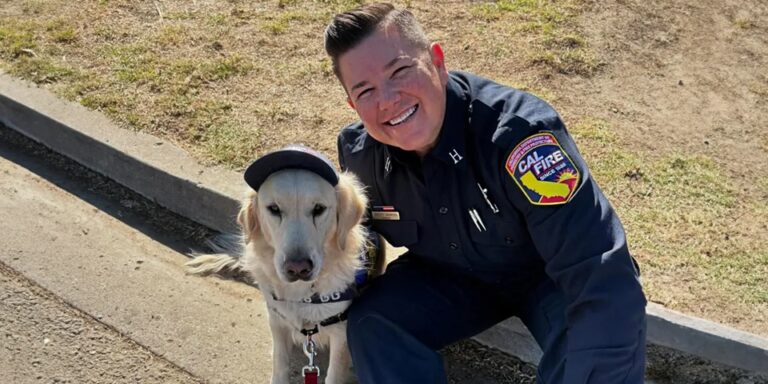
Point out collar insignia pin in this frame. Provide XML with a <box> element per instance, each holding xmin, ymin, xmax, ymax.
<box><xmin>448</xmin><ymin>148</ymin><xmax>463</xmax><ymax>164</ymax></box>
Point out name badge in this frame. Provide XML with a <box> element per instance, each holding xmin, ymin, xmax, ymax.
<box><xmin>372</xmin><ymin>205</ymin><xmax>400</xmax><ymax>221</ymax></box>
<box><xmin>372</xmin><ymin>211</ymin><xmax>400</xmax><ymax>221</ymax></box>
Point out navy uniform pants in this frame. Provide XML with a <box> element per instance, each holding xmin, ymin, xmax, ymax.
<box><xmin>346</xmin><ymin>256</ymin><xmax>645</xmax><ymax>383</ymax></box>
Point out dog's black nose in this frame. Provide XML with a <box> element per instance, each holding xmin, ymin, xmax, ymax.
<box><xmin>284</xmin><ymin>259</ymin><xmax>313</xmax><ymax>281</ymax></box>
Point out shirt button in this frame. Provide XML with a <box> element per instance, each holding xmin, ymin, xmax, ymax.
<box><xmin>449</xmin><ymin>242</ymin><xmax>458</xmax><ymax>250</ymax></box>
<box><xmin>505</xmin><ymin>236</ymin><xmax>513</xmax><ymax>244</ymax></box>
<box><xmin>438</xmin><ymin>207</ymin><xmax>448</xmax><ymax>214</ymax></box>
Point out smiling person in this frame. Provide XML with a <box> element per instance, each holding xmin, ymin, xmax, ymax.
<box><xmin>325</xmin><ymin>3</ymin><xmax>646</xmax><ymax>383</ymax></box>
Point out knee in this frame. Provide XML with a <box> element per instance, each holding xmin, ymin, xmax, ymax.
<box><xmin>346</xmin><ymin>298</ymin><xmax>379</xmax><ymax>342</ymax></box>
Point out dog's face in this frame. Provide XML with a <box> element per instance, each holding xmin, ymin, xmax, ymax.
<box><xmin>238</xmin><ymin>169</ymin><xmax>366</xmax><ymax>284</ymax></box>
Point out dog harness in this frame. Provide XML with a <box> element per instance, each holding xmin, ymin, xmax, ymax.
<box><xmin>268</xmin><ymin>282</ymin><xmax>356</xmax><ymax>384</ymax></box>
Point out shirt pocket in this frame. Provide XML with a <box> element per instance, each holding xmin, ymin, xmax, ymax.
<box><xmin>467</xmin><ymin>216</ymin><xmax>527</xmax><ymax>247</ymax></box>
<box><xmin>371</xmin><ymin>220</ymin><xmax>419</xmax><ymax>247</ymax></box>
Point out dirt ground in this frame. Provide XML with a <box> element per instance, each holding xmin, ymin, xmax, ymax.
<box><xmin>0</xmin><ymin>263</ymin><xmax>201</xmax><ymax>384</ymax></box>
<box><xmin>554</xmin><ymin>0</ymin><xmax>768</xmax><ymax>335</ymax></box>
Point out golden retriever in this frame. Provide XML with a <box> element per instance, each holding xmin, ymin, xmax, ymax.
<box><xmin>187</xmin><ymin>167</ymin><xmax>377</xmax><ymax>384</ymax></box>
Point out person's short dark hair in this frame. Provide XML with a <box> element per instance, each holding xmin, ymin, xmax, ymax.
<box><xmin>324</xmin><ymin>2</ymin><xmax>430</xmax><ymax>82</ymax></box>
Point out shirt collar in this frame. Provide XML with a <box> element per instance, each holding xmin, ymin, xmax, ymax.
<box><xmin>429</xmin><ymin>77</ymin><xmax>469</xmax><ymax>165</ymax></box>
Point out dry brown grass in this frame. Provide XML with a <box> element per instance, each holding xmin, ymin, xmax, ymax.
<box><xmin>1</xmin><ymin>0</ymin><xmax>766</xmax><ymax>336</ymax></box>
<box><xmin>0</xmin><ymin>0</ymin><xmax>591</xmax><ymax>167</ymax></box>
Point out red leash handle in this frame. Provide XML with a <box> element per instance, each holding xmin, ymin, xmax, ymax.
<box><xmin>302</xmin><ymin>331</ymin><xmax>320</xmax><ymax>384</ymax></box>
<box><xmin>303</xmin><ymin>369</ymin><xmax>318</xmax><ymax>384</ymax></box>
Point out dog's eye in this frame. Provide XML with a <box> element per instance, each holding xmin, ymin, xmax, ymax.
<box><xmin>312</xmin><ymin>204</ymin><xmax>327</xmax><ymax>217</ymax></box>
<box><xmin>267</xmin><ymin>204</ymin><xmax>281</xmax><ymax>217</ymax></box>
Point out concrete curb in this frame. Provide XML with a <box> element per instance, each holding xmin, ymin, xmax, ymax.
<box><xmin>2</xmin><ymin>73</ymin><xmax>767</xmax><ymax>376</ymax></box>
<box><xmin>0</xmin><ymin>74</ymin><xmax>241</xmax><ymax>234</ymax></box>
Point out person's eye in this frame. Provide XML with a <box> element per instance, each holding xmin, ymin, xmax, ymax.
<box><xmin>392</xmin><ymin>65</ymin><xmax>412</xmax><ymax>78</ymax></box>
<box><xmin>356</xmin><ymin>88</ymin><xmax>373</xmax><ymax>100</ymax></box>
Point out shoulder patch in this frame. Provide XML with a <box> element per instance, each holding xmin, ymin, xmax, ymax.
<box><xmin>505</xmin><ymin>133</ymin><xmax>580</xmax><ymax>205</ymax></box>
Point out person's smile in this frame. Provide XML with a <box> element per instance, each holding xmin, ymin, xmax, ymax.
<box><xmin>384</xmin><ymin>104</ymin><xmax>418</xmax><ymax>126</ymax></box>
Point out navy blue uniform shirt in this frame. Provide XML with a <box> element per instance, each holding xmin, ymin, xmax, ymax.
<box><xmin>337</xmin><ymin>71</ymin><xmax>646</xmax><ymax>365</ymax></box>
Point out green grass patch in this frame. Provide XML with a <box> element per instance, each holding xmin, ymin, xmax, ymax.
<box><xmin>80</xmin><ymin>91</ymin><xmax>132</xmax><ymax>115</ymax></box>
<box><xmin>733</xmin><ymin>17</ymin><xmax>755</xmax><ymax>29</ymax></box>
<box><xmin>708</xmin><ymin>250</ymin><xmax>768</xmax><ymax>304</ymax></box>
<box><xmin>21</xmin><ymin>0</ymin><xmax>49</xmax><ymax>15</ymax></box>
<box><xmin>470</xmin><ymin>0</ymin><xmax>597</xmax><ymax>75</ymax></box>
<box><xmin>45</xmin><ymin>18</ymin><xmax>78</xmax><ymax>43</ymax></box>
<box><xmin>101</xmin><ymin>43</ymin><xmax>159</xmax><ymax>84</ymax></box>
<box><xmin>6</xmin><ymin>56</ymin><xmax>76</xmax><ymax>84</ymax></box>
<box><xmin>568</xmin><ymin>118</ymin><xmax>764</xmax><ymax>310</ymax></box>
<box><xmin>101</xmin><ymin>41</ymin><xmax>253</xmax><ymax>90</ymax></box>
<box><xmin>0</xmin><ymin>21</ymin><xmax>39</xmax><ymax>58</ymax></box>
<box><xmin>570</xmin><ymin>118</ymin><xmax>641</xmax><ymax>184</ymax></box>
<box><xmin>207</xmin><ymin>13</ymin><xmax>229</xmax><ymax>26</ymax></box>
<box><xmin>154</xmin><ymin>25</ymin><xmax>188</xmax><ymax>48</ymax></box>
<box><xmin>200</xmin><ymin>54</ymin><xmax>254</xmax><ymax>81</ymax></box>
<box><xmin>472</xmin><ymin>0</ymin><xmax>545</xmax><ymax>21</ymax></box>
<box><xmin>646</xmin><ymin>155</ymin><xmax>736</xmax><ymax>210</ymax></box>
<box><xmin>498</xmin><ymin>80</ymin><xmax>558</xmax><ymax>103</ymax></box>
<box><xmin>201</xmin><ymin>123</ymin><xmax>262</xmax><ymax>166</ymax></box>
<box><xmin>262</xmin><ymin>10</ymin><xmax>315</xmax><ymax>35</ymax></box>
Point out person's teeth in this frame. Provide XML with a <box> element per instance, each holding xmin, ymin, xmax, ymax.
<box><xmin>388</xmin><ymin>106</ymin><xmax>417</xmax><ymax>126</ymax></box>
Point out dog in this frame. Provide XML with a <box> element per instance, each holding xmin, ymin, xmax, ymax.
<box><xmin>187</xmin><ymin>146</ymin><xmax>382</xmax><ymax>384</ymax></box>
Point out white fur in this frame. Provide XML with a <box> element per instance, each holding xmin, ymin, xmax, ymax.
<box><xmin>187</xmin><ymin>170</ymin><xmax>371</xmax><ymax>384</ymax></box>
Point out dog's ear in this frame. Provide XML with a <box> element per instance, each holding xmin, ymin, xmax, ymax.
<box><xmin>335</xmin><ymin>172</ymin><xmax>367</xmax><ymax>252</ymax></box>
<box><xmin>237</xmin><ymin>192</ymin><xmax>260</xmax><ymax>244</ymax></box>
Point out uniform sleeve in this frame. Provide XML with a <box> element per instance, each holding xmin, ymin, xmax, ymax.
<box><xmin>501</xmin><ymin>116</ymin><xmax>647</xmax><ymax>383</ymax></box>
<box><xmin>337</xmin><ymin>131</ymin><xmax>349</xmax><ymax>172</ymax></box>
<box><xmin>337</xmin><ymin>131</ymin><xmax>387</xmax><ymax>276</ymax></box>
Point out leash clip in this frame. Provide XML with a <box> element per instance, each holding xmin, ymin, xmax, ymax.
<box><xmin>302</xmin><ymin>327</ymin><xmax>320</xmax><ymax>383</ymax></box>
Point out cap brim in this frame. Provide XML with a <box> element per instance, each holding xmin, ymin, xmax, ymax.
<box><xmin>243</xmin><ymin>147</ymin><xmax>339</xmax><ymax>191</ymax></box>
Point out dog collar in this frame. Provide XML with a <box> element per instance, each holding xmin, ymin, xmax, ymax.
<box><xmin>270</xmin><ymin>284</ymin><xmax>358</xmax><ymax>304</ymax></box>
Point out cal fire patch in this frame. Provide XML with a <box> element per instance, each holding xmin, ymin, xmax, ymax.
<box><xmin>505</xmin><ymin>133</ymin><xmax>580</xmax><ymax>205</ymax></box>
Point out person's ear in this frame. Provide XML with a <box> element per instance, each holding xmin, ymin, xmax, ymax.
<box><xmin>430</xmin><ymin>42</ymin><xmax>446</xmax><ymax>70</ymax></box>
<box><xmin>430</xmin><ymin>42</ymin><xmax>449</xmax><ymax>84</ymax></box>
<box><xmin>346</xmin><ymin>97</ymin><xmax>355</xmax><ymax>110</ymax></box>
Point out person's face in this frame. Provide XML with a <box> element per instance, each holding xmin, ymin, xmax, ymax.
<box><xmin>338</xmin><ymin>24</ymin><xmax>449</xmax><ymax>156</ymax></box>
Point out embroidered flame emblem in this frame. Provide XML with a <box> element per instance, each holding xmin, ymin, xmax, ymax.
<box><xmin>557</xmin><ymin>171</ymin><xmax>578</xmax><ymax>183</ymax></box>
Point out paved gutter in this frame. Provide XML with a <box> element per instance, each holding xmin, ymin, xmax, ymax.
<box><xmin>2</xmin><ymin>72</ymin><xmax>767</xmax><ymax>377</ymax></box>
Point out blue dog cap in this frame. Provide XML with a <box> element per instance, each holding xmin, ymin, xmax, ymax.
<box><xmin>243</xmin><ymin>144</ymin><xmax>339</xmax><ymax>190</ymax></box>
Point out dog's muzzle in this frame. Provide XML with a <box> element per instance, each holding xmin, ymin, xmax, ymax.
<box><xmin>284</xmin><ymin>258</ymin><xmax>314</xmax><ymax>282</ymax></box>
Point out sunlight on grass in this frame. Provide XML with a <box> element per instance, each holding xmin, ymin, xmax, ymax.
<box><xmin>468</xmin><ymin>0</ymin><xmax>597</xmax><ymax>75</ymax></box>
<box><xmin>262</xmin><ymin>10</ymin><xmax>316</xmax><ymax>35</ymax></box>
<box><xmin>45</xmin><ymin>18</ymin><xmax>78</xmax><ymax>44</ymax></box>
<box><xmin>570</xmin><ymin>117</ymin><xmax>640</xmax><ymax>184</ymax></box>
<box><xmin>7</xmin><ymin>57</ymin><xmax>76</xmax><ymax>84</ymax></box>
<box><xmin>154</xmin><ymin>25</ymin><xmax>188</xmax><ymax>48</ymax></box>
<box><xmin>733</xmin><ymin>17</ymin><xmax>755</xmax><ymax>29</ymax></box>
<box><xmin>202</xmin><ymin>123</ymin><xmax>262</xmax><ymax>167</ymax></box>
<box><xmin>568</xmin><ymin>117</ymin><xmax>766</xmax><ymax>312</ymax></box>
<box><xmin>0</xmin><ymin>21</ymin><xmax>38</xmax><ymax>58</ymax></box>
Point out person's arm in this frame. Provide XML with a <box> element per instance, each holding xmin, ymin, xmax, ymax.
<box><xmin>501</xmin><ymin>115</ymin><xmax>646</xmax><ymax>382</ymax></box>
